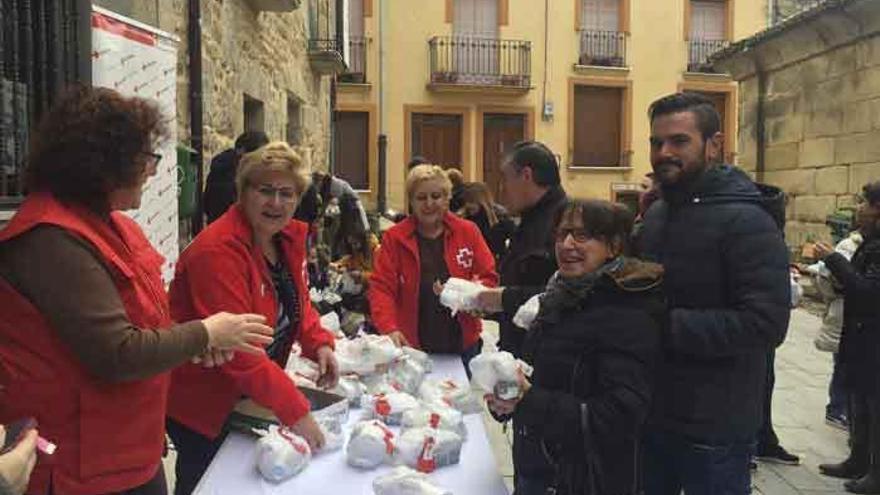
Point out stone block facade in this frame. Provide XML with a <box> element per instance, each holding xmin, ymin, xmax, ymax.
<box><xmin>716</xmin><ymin>0</ymin><xmax>880</xmax><ymax>251</ymax></box>
<box><xmin>93</xmin><ymin>0</ymin><xmax>332</xmax><ymax>173</ymax></box>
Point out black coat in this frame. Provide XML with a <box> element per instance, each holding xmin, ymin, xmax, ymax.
<box><xmin>203</xmin><ymin>149</ymin><xmax>237</xmax><ymax>224</ymax></box>
<box><xmin>498</xmin><ymin>185</ymin><xmax>567</xmax><ymax>357</ymax></box>
<box><xmin>636</xmin><ymin>164</ymin><xmax>790</xmax><ymax>444</ymax></box>
<box><xmin>464</xmin><ymin>204</ymin><xmax>516</xmax><ymax>261</ymax></box>
<box><xmin>825</xmin><ymin>235</ymin><xmax>880</xmax><ymax>395</ymax></box>
<box><xmin>513</xmin><ymin>259</ymin><xmax>663</xmax><ymax>495</ymax></box>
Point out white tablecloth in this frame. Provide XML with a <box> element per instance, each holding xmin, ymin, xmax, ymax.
<box><xmin>193</xmin><ymin>355</ymin><xmax>510</xmax><ymax>495</ymax></box>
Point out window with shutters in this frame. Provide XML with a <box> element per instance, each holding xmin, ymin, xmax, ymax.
<box><xmin>687</xmin><ymin>0</ymin><xmax>729</xmax><ymax>72</ymax></box>
<box><xmin>571</xmin><ymin>85</ymin><xmax>627</xmax><ymax>167</ymax></box>
<box><xmin>411</xmin><ymin>113</ymin><xmax>464</xmax><ymax>170</ymax></box>
<box><xmin>340</xmin><ymin>0</ymin><xmax>368</xmax><ymax>83</ymax></box>
<box><xmin>578</xmin><ymin>0</ymin><xmax>626</xmax><ymax>67</ymax></box>
<box><xmin>334</xmin><ymin>111</ymin><xmax>370</xmax><ymax>190</ymax></box>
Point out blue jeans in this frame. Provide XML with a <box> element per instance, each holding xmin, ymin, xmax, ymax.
<box><xmin>643</xmin><ymin>430</ymin><xmax>753</xmax><ymax>495</ymax></box>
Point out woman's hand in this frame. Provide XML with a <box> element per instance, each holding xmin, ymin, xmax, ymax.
<box><xmin>0</xmin><ymin>427</ymin><xmax>38</xmax><ymax>495</ymax></box>
<box><xmin>315</xmin><ymin>346</ymin><xmax>339</xmax><ymax>389</ymax></box>
<box><xmin>387</xmin><ymin>331</ymin><xmax>410</xmax><ymax>348</ymax></box>
<box><xmin>290</xmin><ymin>414</ymin><xmax>325</xmax><ymax>451</ymax></box>
<box><xmin>202</xmin><ymin>313</ymin><xmax>274</xmax><ymax>355</ymax></box>
<box><xmin>191</xmin><ymin>348</ymin><xmax>235</xmax><ymax>368</ymax></box>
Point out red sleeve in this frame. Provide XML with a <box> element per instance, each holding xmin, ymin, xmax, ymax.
<box><xmin>179</xmin><ymin>245</ymin><xmax>310</xmax><ymax>426</ymax></box>
<box><xmin>367</xmin><ymin>236</ymin><xmax>401</xmax><ymax>334</ymax></box>
<box><xmin>469</xmin><ymin>223</ymin><xmax>499</xmax><ymax>288</ymax></box>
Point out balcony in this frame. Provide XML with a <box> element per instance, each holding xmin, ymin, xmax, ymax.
<box><xmin>308</xmin><ymin>38</ymin><xmax>346</xmax><ymax>74</ymax></box>
<box><xmin>578</xmin><ymin>30</ymin><xmax>627</xmax><ymax>68</ymax></box>
<box><xmin>308</xmin><ymin>0</ymin><xmax>346</xmax><ymax>75</ymax></box>
<box><xmin>688</xmin><ymin>38</ymin><xmax>729</xmax><ymax>73</ymax></box>
<box><xmin>339</xmin><ymin>37</ymin><xmax>369</xmax><ymax>84</ymax></box>
<box><xmin>428</xmin><ymin>36</ymin><xmax>532</xmax><ymax>94</ymax></box>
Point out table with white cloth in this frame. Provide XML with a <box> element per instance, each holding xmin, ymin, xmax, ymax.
<box><xmin>192</xmin><ymin>354</ymin><xmax>511</xmax><ymax>495</ymax></box>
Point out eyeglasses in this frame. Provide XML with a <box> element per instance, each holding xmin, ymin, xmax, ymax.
<box><xmin>555</xmin><ymin>228</ymin><xmax>592</xmax><ymax>243</ymax></box>
<box><xmin>140</xmin><ymin>151</ymin><xmax>163</xmax><ymax>167</ymax></box>
<box><xmin>252</xmin><ymin>184</ymin><xmax>298</xmax><ymax>204</ymax></box>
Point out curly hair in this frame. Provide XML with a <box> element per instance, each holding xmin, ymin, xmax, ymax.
<box><xmin>26</xmin><ymin>86</ymin><xmax>168</xmax><ymax>213</ymax></box>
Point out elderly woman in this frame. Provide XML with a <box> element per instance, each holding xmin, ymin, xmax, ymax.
<box><xmin>0</xmin><ymin>87</ymin><xmax>273</xmax><ymax>495</ymax></box>
<box><xmin>369</xmin><ymin>165</ymin><xmax>498</xmax><ymax>365</ymax></box>
<box><xmin>165</xmin><ymin>142</ymin><xmax>338</xmax><ymax>495</ymax></box>
<box><xmin>486</xmin><ymin>199</ymin><xmax>662</xmax><ymax>495</ymax></box>
<box><xmin>817</xmin><ymin>181</ymin><xmax>880</xmax><ymax>494</ymax></box>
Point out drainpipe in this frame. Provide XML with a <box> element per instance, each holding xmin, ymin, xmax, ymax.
<box><xmin>377</xmin><ymin>0</ymin><xmax>387</xmax><ymax>213</ymax></box>
<box><xmin>188</xmin><ymin>0</ymin><xmax>204</xmax><ymax>234</ymax></box>
<box><xmin>755</xmin><ymin>68</ymin><xmax>767</xmax><ymax>183</ymax></box>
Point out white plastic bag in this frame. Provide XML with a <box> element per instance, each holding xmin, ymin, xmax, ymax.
<box><xmin>331</xmin><ymin>376</ymin><xmax>368</xmax><ymax>408</ymax></box>
<box><xmin>401</xmin><ymin>404</ymin><xmax>466</xmax><ymax>438</ymax></box>
<box><xmin>373</xmin><ymin>466</ymin><xmax>452</xmax><ymax>495</ymax></box>
<box><xmin>284</xmin><ymin>355</ymin><xmax>320</xmax><ymax>387</ymax></box>
<box><xmin>346</xmin><ymin>420</ymin><xmax>396</xmax><ymax>469</ymax></box>
<box><xmin>419</xmin><ymin>378</ymin><xmax>481</xmax><ymax>414</ymax></box>
<box><xmin>316</xmin><ymin>416</ymin><xmax>345</xmax><ymax>452</ymax></box>
<box><xmin>255</xmin><ymin>426</ymin><xmax>312</xmax><ymax>482</ymax></box>
<box><xmin>513</xmin><ymin>293</ymin><xmax>542</xmax><ymax>330</ymax></box>
<box><xmin>319</xmin><ymin>311</ymin><xmax>343</xmax><ymax>337</ymax></box>
<box><xmin>336</xmin><ymin>335</ymin><xmax>404</xmax><ymax>376</ymax></box>
<box><xmin>395</xmin><ymin>427</ymin><xmax>463</xmax><ymax>473</ymax></box>
<box><xmin>387</xmin><ymin>357</ymin><xmax>427</xmax><ymax>395</ymax></box>
<box><xmin>438</xmin><ymin>278</ymin><xmax>484</xmax><ymax>315</ymax></box>
<box><xmin>402</xmin><ymin>346</ymin><xmax>432</xmax><ymax>373</ymax></box>
<box><xmin>364</xmin><ymin>392</ymin><xmax>420</xmax><ymax>425</ymax></box>
<box><xmin>468</xmin><ymin>351</ymin><xmax>534</xmax><ymax>400</ymax></box>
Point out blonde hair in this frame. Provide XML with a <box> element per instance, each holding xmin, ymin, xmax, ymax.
<box><xmin>235</xmin><ymin>141</ymin><xmax>310</xmax><ymax>197</ymax></box>
<box><xmin>405</xmin><ymin>164</ymin><xmax>453</xmax><ymax>200</ymax></box>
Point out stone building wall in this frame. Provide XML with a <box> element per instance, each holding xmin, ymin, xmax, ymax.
<box><xmin>92</xmin><ymin>0</ymin><xmax>332</xmax><ymax>172</ymax></box>
<box><xmin>716</xmin><ymin>0</ymin><xmax>880</xmax><ymax>250</ymax></box>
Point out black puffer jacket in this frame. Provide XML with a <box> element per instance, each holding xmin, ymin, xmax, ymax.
<box><xmin>203</xmin><ymin>149</ymin><xmax>237</xmax><ymax>224</ymax></box>
<box><xmin>636</xmin><ymin>164</ymin><xmax>790</xmax><ymax>444</ymax></box>
<box><xmin>513</xmin><ymin>259</ymin><xmax>664</xmax><ymax>495</ymax></box>
<box><xmin>824</xmin><ymin>234</ymin><xmax>880</xmax><ymax>395</ymax></box>
<box><xmin>498</xmin><ymin>185</ymin><xmax>567</xmax><ymax>357</ymax></box>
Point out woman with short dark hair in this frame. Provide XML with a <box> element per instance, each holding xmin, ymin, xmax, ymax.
<box><xmin>485</xmin><ymin>199</ymin><xmax>663</xmax><ymax>495</ymax></box>
<box><xmin>0</xmin><ymin>86</ymin><xmax>273</xmax><ymax>495</ymax></box>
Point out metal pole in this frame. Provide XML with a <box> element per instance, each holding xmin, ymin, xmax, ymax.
<box><xmin>188</xmin><ymin>0</ymin><xmax>204</xmax><ymax>234</ymax></box>
<box><xmin>377</xmin><ymin>134</ymin><xmax>387</xmax><ymax>215</ymax></box>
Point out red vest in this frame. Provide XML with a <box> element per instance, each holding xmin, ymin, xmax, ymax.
<box><xmin>0</xmin><ymin>193</ymin><xmax>172</xmax><ymax>495</ymax></box>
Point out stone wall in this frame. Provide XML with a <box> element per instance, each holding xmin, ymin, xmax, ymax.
<box><xmin>717</xmin><ymin>0</ymin><xmax>880</xmax><ymax>250</ymax></box>
<box><xmin>92</xmin><ymin>0</ymin><xmax>332</xmax><ymax>172</ymax></box>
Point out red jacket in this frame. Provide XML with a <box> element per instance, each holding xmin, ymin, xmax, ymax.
<box><xmin>368</xmin><ymin>212</ymin><xmax>498</xmax><ymax>350</ymax></box>
<box><xmin>0</xmin><ymin>193</ymin><xmax>172</xmax><ymax>495</ymax></box>
<box><xmin>167</xmin><ymin>205</ymin><xmax>334</xmax><ymax>439</ymax></box>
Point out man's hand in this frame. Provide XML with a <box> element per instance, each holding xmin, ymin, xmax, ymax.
<box><xmin>315</xmin><ymin>345</ymin><xmax>339</xmax><ymax>389</ymax></box>
<box><xmin>0</xmin><ymin>427</ymin><xmax>38</xmax><ymax>495</ymax></box>
<box><xmin>475</xmin><ymin>288</ymin><xmax>505</xmax><ymax>314</ymax></box>
<box><xmin>814</xmin><ymin>242</ymin><xmax>835</xmax><ymax>259</ymax></box>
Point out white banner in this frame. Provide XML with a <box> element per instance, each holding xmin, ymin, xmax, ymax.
<box><xmin>91</xmin><ymin>6</ymin><xmax>179</xmax><ymax>283</ymax></box>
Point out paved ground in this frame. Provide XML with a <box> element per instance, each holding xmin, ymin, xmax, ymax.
<box><xmin>164</xmin><ymin>308</ymin><xmax>850</xmax><ymax>494</ymax></box>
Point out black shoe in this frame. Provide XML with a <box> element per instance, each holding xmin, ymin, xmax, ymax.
<box><xmin>845</xmin><ymin>472</ymin><xmax>880</xmax><ymax>493</ymax></box>
<box><xmin>821</xmin><ymin>458</ymin><xmax>868</xmax><ymax>479</ymax></box>
<box><xmin>750</xmin><ymin>459</ymin><xmax>758</xmax><ymax>471</ymax></box>
<box><xmin>756</xmin><ymin>444</ymin><xmax>801</xmax><ymax>466</ymax></box>
<box><xmin>827</xmin><ymin>412</ymin><xmax>851</xmax><ymax>431</ymax></box>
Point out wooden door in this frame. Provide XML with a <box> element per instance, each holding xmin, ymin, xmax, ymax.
<box><xmin>412</xmin><ymin>113</ymin><xmax>463</xmax><ymax>170</ymax></box>
<box><xmin>453</xmin><ymin>0</ymin><xmax>499</xmax><ymax>84</ymax></box>
<box><xmin>483</xmin><ymin>113</ymin><xmax>525</xmax><ymax>202</ymax></box>
<box><xmin>690</xmin><ymin>1</ymin><xmax>725</xmax><ymax>40</ymax></box>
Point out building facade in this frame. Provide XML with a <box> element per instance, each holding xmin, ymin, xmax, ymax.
<box><xmin>714</xmin><ymin>0</ymin><xmax>880</xmax><ymax>250</ymax></box>
<box><xmin>335</xmin><ymin>0</ymin><xmax>768</xmax><ymax>213</ymax></box>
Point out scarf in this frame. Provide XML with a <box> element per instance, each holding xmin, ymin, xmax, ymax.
<box><xmin>532</xmin><ymin>257</ymin><xmax>624</xmax><ymax>329</ymax></box>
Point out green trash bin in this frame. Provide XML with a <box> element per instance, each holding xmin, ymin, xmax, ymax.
<box><xmin>177</xmin><ymin>144</ymin><xmax>197</xmax><ymax>219</ymax></box>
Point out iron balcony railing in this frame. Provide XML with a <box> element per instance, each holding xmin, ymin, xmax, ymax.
<box><xmin>428</xmin><ymin>36</ymin><xmax>531</xmax><ymax>89</ymax></box>
<box><xmin>578</xmin><ymin>30</ymin><xmax>627</xmax><ymax>68</ymax></box>
<box><xmin>339</xmin><ymin>37</ymin><xmax>368</xmax><ymax>84</ymax></box>
<box><xmin>688</xmin><ymin>38</ymin><xmax>729</xmax><ymax>73</ymax></box>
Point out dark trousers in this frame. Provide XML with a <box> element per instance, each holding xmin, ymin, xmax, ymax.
<box><xmin>827</xmin><ymin>353</ymin><xmax>848</xmax><ymax>417</ymax></box>
<box><xmin>461</xmin><ymin>338</ymin><xmax>483</xmax><ymax>379</ymax></box>
<box><xmin>848</xmin><ymin>393</ymin><xmax>880</xmax><ymax>469</ymax></box>
<box><xmin>166</xmin><ymin>419</ymin><xmax>228</xmax><ymax>495</ymax></box>
<box><xmin>642</xmin><ymin>429</ymin><xmax>753</xmax><ymax>495</ymax></box>
<box><xmin>757</xmin><ymin>349</ymin><xmax>779</xmax><ymax>451</ymax></box>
